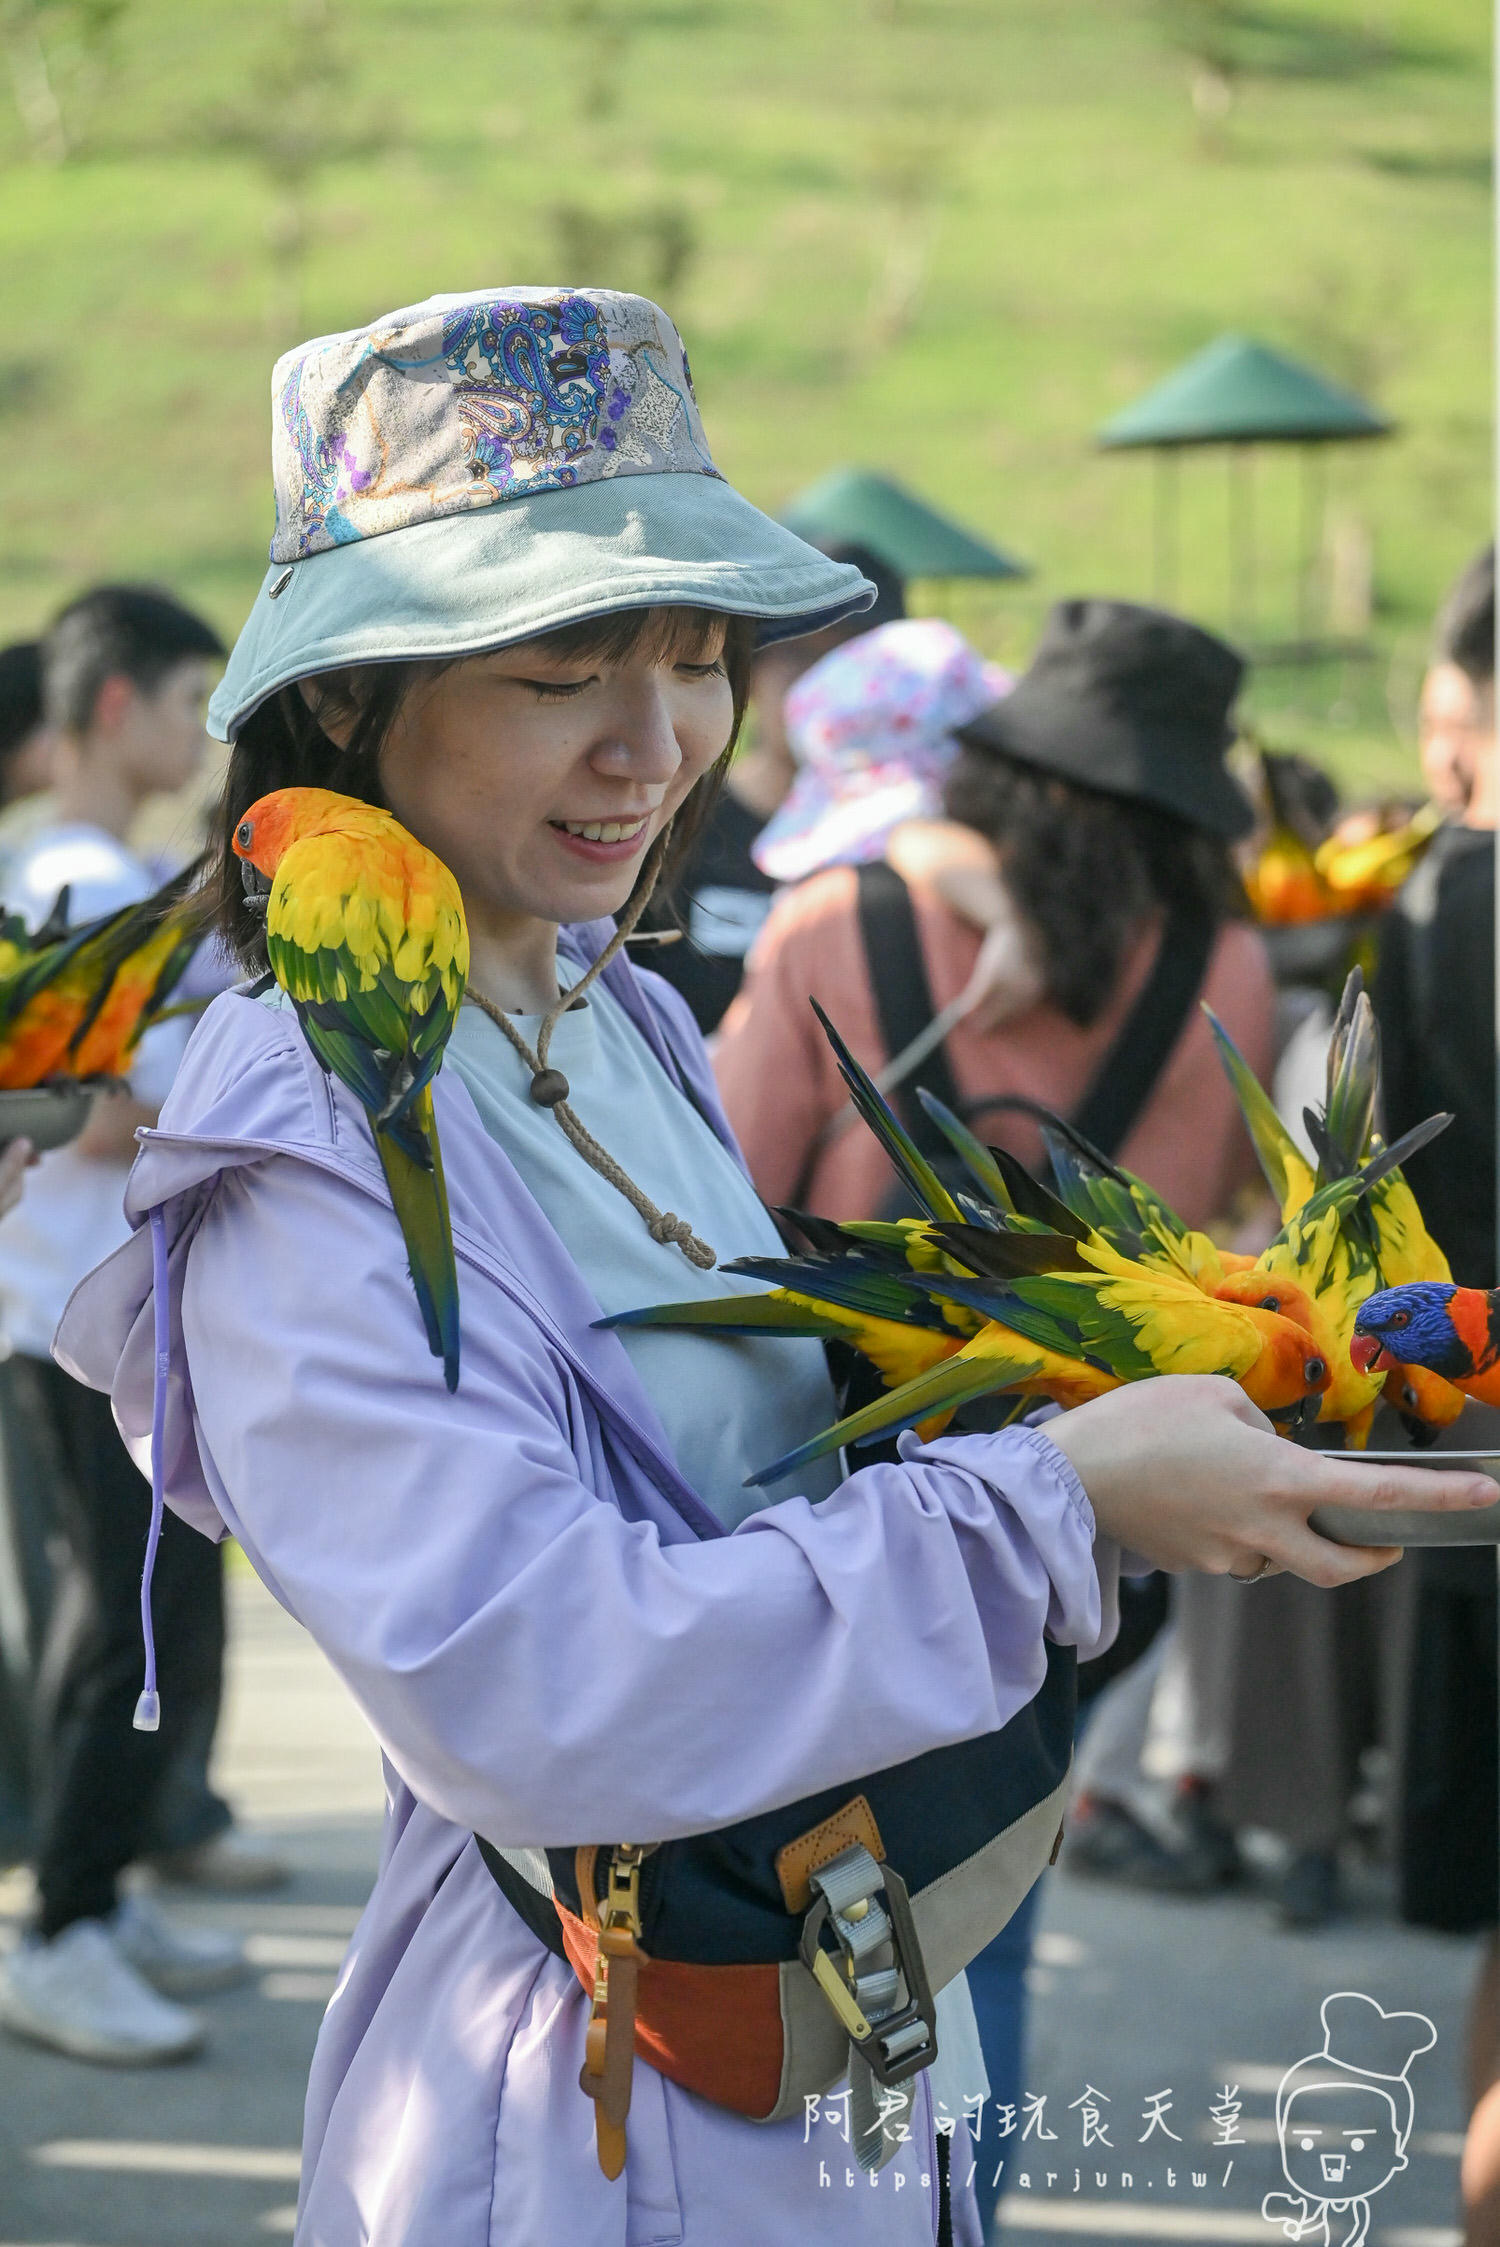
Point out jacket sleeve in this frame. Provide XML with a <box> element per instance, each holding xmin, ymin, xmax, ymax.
<box><xmin>181</xmin><ymin>1154</ymin><xmax>1102</xmax><ymax>1849</ymax></box>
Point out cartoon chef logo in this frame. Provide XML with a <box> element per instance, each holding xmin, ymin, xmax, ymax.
<box><xmin>1262</xmin><ymin>1991</ymin><xmax>1436</xmax><ymax>2247</ymax></box>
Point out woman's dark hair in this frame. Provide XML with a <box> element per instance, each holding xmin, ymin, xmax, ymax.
<box><xmin>1434</xmin><ymin>542</ymin><xmax>1494</xmax><ymax>690</ymax></box>
<box><xmin>943</xmin><ymin>747</ymin><xmax>1246</xmax><ymax>1028</ymax></box>
<box><xmin>210</xmin><ymin>606</ymin><xmax>755</xmax><ymax>968</ymax></box>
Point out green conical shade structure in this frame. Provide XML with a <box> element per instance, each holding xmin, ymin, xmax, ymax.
<box><xmin>1097</xmin><ymin>336</ymin><xmax>1392</xmax><ymax>449</ymax></box>
<box><xmin>781</xmin><ymin>468</ymin><xmax>1029</xmax><ymax>580</ymax></box>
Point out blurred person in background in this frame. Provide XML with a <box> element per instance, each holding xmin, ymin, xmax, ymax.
<box><xmin>0</xmin><ymin>586</ymin><xmax>265</xmax><ymax>2069</ymax></box>
<box><xmin>0</xmin><ymin>641</ymin><xmax>55</xmax><ymax>809</ymax></box>
<box><xmin>713</xmin><ymin>600</ymin><xmax>1272</xmax><ymax>2240</ymax></box>
<box><xmin>1370</xmin><ymin>544</ymin><xmax>1500</xmax><ymax>2247</ymax></box>
<box><xmin>641</xmin><ymin>541</ymin><xmax>904</xmax><ymax>1030</ymax></box>
<box><xmin>0</xmin><ymin>639</ymin><xmax>56</xmax><ymax>1856</ymax></box>
<box><xmin>716</xmin><ymin>598</ymin><xmax>1272</xmax><ymax>1219</ymax></box>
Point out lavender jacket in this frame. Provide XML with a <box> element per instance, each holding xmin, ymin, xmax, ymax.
<box><xmin>56</xmin><ymin>924</ymin><xmax>1115</xmax><ymax>2247</ymax></box>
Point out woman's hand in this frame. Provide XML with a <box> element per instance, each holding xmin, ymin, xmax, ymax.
<box><xmin>1045</xmin><ymin>1375</ymin><xmax>1496</xmax><ymax>1587</ymax></box>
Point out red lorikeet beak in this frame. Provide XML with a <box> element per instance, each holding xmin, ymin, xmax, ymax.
<box><xmin>1350</xmin><ymin>1333</ymin><xmax>1393</xmax><ymax>1376</ymax></box>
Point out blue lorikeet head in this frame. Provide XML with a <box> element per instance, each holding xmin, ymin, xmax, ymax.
<box><xmin>1351</xmin><ymin>1281</ymin><xmax>1464</xmax><ymax>1379</ymax></box>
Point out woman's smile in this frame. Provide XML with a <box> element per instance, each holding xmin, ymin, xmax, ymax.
<box><xmin>548</xmin><ymin>811</ymin><xmax>655</xmax><ymax>863</ymax></box>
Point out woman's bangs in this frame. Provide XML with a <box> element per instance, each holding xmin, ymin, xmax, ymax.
<box><xmin>530</xmin><ymin>605</ymin><xmax>733</xmax><ymax>669</ymax></box>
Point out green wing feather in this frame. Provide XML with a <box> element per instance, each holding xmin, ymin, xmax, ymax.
<box><xmin>371</xmin><ymin>1087</ymin><xmax>460</xmax><ymax>1392</ymax></box>
<box><xmin>747</xmin><ymin>1349</ymin><xmax>1045</xmax><ymax>1489</ymax></box>
<box><xmin>911</xmin><ymin>1088</ymin><xmax>1015</xmax><ymax>1210</ymax></box>
<box><xmin>810</xmin><ymin>999</ymin><xmax>963</xmax><ymax>1222</ymax></box>
<box><xmin>1316</xmin><ymin>971</ymin><xmax>1379</xmax><ymax>1182</ymax></box>
<box><xmin>1204</xmin><ymin>1001</ymin><xmax>1312</xmax><ymax>1211</ymax></box>
<box><xmin>720</xmin><ymin>1253</ymin><xmax>957</xmax><ymax>1331</ymax></box>
<box><xmin>600</xmin><ymin>1293</ymin><xmax>849</xmax><ymax>1339</ymax></box>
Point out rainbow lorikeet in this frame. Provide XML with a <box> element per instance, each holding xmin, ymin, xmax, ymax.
<box><xmin>232</xmin><ymin>786</ymin><xmax>469</xmax><ymax>1392</ymax></box>
<box><xmin>0</xmin><ymin>869</ymin><xmax>200</xmax><ymax>1090</ymax></box>
<box><xmin>1352</xmin><ymin>1284</ymin><xmax>1500</xmax><ymax>1408</ymax></box>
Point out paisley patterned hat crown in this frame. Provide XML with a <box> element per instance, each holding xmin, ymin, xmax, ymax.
<box><xmin>271</xmin><ymin>289</ymin><xmax>716</xmax><ymax>561</ymax></box>
<box><xmin>210</xmin><ymin>286</ymin><xmax>874</xmax><ymax>741</ymax></box>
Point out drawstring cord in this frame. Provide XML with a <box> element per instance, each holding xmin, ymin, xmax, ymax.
<box><xmin>463</xmin><ymin>828</ymin><xmax>716</xmax><ymax>1272</ymax></box>
<box><xmin>132</xmin><ymin>1204</ymin><xmax>169</xmax><ymax>1733</ymax></box>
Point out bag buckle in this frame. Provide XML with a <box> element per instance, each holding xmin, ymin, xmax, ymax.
<box><xmin>798</xmin><ymin>1842</ymin><xmax>938</xmax><ymax>2088</ymax></box>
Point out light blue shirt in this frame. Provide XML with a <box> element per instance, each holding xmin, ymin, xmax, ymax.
<box><xmin>445</xmin><ymin>973</ymin><xmax>843</xmax><ymax>1527</ymax></box>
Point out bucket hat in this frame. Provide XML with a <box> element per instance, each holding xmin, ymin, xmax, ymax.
<box><xmin>955</xmin><ymin>598</ymin><xmax>1253</xmax><ymax>841</ymax></box>
<box><xmin>752</xmin><ymin>618</ymin><xmax>1012</xmax><ymax>883</ymax></box>
<box><xmin>208</xmin><ymin>288</ymin><xmax>874</xmax><ymax>742</ymax></box>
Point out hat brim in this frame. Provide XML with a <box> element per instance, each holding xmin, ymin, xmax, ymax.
<box><xmin>208</xmin><ymin>471</ymin><xmax>875</xmax><ymax>742</ymax></box>
<box><xmin>958</xmin><ymin>696</ymin><xmax>1255</xmax><ymax>843</ymax></box>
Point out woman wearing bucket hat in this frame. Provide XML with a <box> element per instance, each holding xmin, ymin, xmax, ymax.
<box><xmin>46</xmin><ymin>292</ymin><xmax>1488</xmax><ymax>2247</ymax></box>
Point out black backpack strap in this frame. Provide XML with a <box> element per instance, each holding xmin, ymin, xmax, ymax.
<box><xmin>854</xmin><ymin>861</ymin><xmax>963</xmax><ymax>1154</ymax></box>
<box><xmin>1068</xmin><ymin>906</ymin><xmax>1216</xmax><ymax>1158</ymax></box>
<box><xmin>857</xmin><ymin>864</ymin><xmax>1215</xmax><ymax>1170</ymax></box>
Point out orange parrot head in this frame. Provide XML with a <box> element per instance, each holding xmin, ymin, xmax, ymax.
<box><xmin>231</xmin><ymin>786</ymin><xmax>367</xmax><ymax>880</ymax></box>
<box><xmin>1213</xmin><ymin>1268</ymin><xmax>1319</xmax><ymax>1336</ymax></box>
<box><xmin>1233</xmin><ymin>1304</ymin><xmax>1332</xmax><ymax>1425</ymax></box>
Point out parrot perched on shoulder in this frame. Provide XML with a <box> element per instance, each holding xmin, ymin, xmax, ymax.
<box><xmin>1352</xmin><ymin>1284</ymin><xmax>1500</xmax><ymax>1409</ymax></box>
<box><xmin>0</xmin><ymin>869</ymin><xmax>200</xmax><ymax>1090</ymax></box>
<box><xmin>232</xmin><ymin>786</ymin><xmax>469</xmax><ymax>1392</ymax></box>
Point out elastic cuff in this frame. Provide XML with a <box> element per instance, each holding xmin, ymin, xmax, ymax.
<box><xmin>896</xmin><ymin>1419</ymin><xmax>1097</xmax><ymax>1540</ymax></box>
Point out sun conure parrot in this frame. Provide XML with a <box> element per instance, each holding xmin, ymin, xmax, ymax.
<box><xmin>0</xmin><ymin>868</ymin><xmax>201</xmax><ymax>1090</ymax></box>
<box><xmin>1352</xmin><ymin>1283</ymin><xmax>1500</xmax><ymax>1408</ymax></box>
<box><xmin>1207</xmin><ymin>969</ymin><xmax>1463</xmax><ymax>1443</ymax></box>
<box><xmin>1313</xmin><ymin>800</ymin><xmax>1441</xmax><ymax>913</ymax></box>
<box><xmin>704</xmin><ymin>1213</ymin><xmax>1327</xmax><ymax>1487</ymax></box>
<box><xmin>607</xmin><ymin>1009</ymin><xmax>1331</xmax><ymax>1484</ymax></box>
<box><xmin>232</xmin><ymin>786</ymin><xmax>469</xmax><ymax>1392</ymax></box>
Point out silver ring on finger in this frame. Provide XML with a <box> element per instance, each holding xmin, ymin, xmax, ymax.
<box><xmin>1229</xmin><ymin>1555</ymin><xmax>1274</xmax><ymax>1583</ymax></box>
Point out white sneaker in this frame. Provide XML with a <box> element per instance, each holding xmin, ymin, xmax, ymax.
<box><xmin>0</xmin><ymin>1919</ymin><xmax>205</xmax><ymax>2063</ymax></box>
<box><xmin>111</xmin><ymin>1892</ymin><xmax>251</xmax><ymax>1998</ymax></box>
<box><xmin>147</xmin><ymin>1827</ymin><xmax>291</xmax><ymax>1894</ymax></box>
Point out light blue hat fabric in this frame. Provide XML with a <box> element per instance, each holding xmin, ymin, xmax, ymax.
<box><xmin>209</xmin><ymin>286</ymin><xmax>873</xmax><ymax>741</ymax></box>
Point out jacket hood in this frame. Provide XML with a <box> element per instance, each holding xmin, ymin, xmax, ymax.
<box><xmin>54</xmin><ymin>923</ymin><xmax>740</xmax><ymax>1547</ymax></box>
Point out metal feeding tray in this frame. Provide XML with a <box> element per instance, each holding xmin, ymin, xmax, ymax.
<box><xmin>1311</xmin><ymin>1452</ymin><xmax>1500</xmax><ymax>1547</ymax></box>
<box><xmin>0</xmin><ymin>1083</ymin><xmax>96</xmax><ymax>1154</ymax></box>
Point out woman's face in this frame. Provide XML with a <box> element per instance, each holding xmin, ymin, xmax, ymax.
<box><xmin>376</xmin><ymin>624</ymin><xmax>734</xmax><ymax>928</ymax></box>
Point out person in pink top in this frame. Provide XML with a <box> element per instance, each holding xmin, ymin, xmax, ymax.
<box><xmin>715</xmin><ymin>598</ymin><xmax>1275</xmax><ymax>1234</ymax></box>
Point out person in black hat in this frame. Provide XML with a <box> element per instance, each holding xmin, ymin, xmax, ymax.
<box><xmin>639</xmin><ymin>541</ymin><xmax>906</xmax><ymax>1031</ymax></box>
<box><xmin>957</xmin><ymin>595</ymin><xmax>1255</xmax><ymax>843</ymax></box>
<box><xmin>719</xmin><ymin>594</ymin><xmax>1270</xmax><ymax>1218</ymax></box>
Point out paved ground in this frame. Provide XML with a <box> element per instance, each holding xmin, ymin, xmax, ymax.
<box><xmin>0</xmin><ymin>1566</ymin><xmax>1482</xmax><ymax>2246</ymax></box>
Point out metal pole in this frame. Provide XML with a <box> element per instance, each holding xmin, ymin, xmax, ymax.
<box><xmin>1153</xmin><ymin>449</ymin><xmax>1179</xmax><ymax>605</ymax></box>
<box><xmin>1229</xmin><ymin>444</ymin><xmax>1255</xmax><ymax>642</ymax></box>
<box><xmin>1298</xmin><ymin>446</ymin><xmax>1326</xmax><ymax>648</ymax></box>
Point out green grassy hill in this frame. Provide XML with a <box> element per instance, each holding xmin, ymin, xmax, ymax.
<box><xmin>0</xmin><ymin>0</ymin><xmax>1489</xmax><ymax>793</ymax></box>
